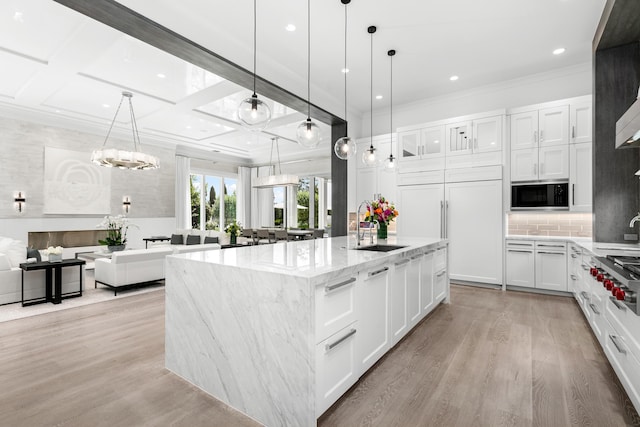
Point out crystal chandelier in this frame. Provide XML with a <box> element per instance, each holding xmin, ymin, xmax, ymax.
<box><xmin>91</xmin><ymin>91</ymin><xmax>159</xmax><ymax>170</ymax></box>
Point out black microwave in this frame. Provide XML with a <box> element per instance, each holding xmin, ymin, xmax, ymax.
<box><xmin>511</xmin><ymin>182</ymin><xmax>569</xmax><ymax>210</ymax></box>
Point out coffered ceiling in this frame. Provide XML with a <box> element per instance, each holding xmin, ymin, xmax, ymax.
<box><xmin>0</xmin><ymin>0</ymin><xmax>606</xmax><ymax>165</ymax></box>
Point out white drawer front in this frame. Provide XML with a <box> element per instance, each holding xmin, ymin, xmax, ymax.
<box><xmin>605</xmin><ymin>296</ymin><xmax>640</xmax><ymax>361</ymax></box>
<box><xmin>603</xmin><ymin>318</ymin><xmax>640</xmax><ymax>413</ymax></box>
<box><xmin>434</xmin><ymin>247</ymin><xmax>447</xmax><ymax>272</ymax></box>
<box><xmin>315</xmin><ymin>276</ymin><xmax>357</xmax><ymax>344</ymax></box>
<box><xmin>316</xmin><ymin>322</ymin><xmax>358</xmax><ymax>417</ymax></box>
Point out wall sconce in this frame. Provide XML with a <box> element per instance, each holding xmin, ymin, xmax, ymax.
<box><xmin>123</xmin><ymin>196</ymin><xmax>131</xmax><ymax>214</ymax></box>
<box><xmin>14</xmin><ymin>191</ymin><xmax>26</xmax><ymax>213</ymax></box>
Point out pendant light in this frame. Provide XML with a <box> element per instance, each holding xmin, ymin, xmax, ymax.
<box><xmin>333</xmin><ymin>0</ymin><xmax>356</xmax><ymax>160</ymax></box>
<box><xmin>362</xmin><ymin>25</ymin><xmax>378</xmax><ymax>166</ymax></box>
<box><xmin>382</xmin><ymin>49</ymin><xmax>397</xmax><ymax>173</ymax></box>
<box><xmin>237</xmin><ymin>0</ymin><xmax>271</xmax><ymax>131</ymax></box>
<box><xmin>296</xmin><ymin>0</ymin><xmax>321</xmax><ymax>148</ymax></box>
<box><xmin>91</xmin><ymin>91</ymin><xmax>160</xmax><ymax>170</ymax></box>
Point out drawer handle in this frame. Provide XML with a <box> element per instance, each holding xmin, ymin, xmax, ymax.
<box><xmin>368</xmin><ymin>267</ymin><xmax>389</xmax><ymax>277</ymax></box>
<box><xmin>581</xmin><ymin>264</ymin><xmax>589</xmax><ymax>271</ymax></box>
<box><xmin>394</xmin><ymin>259</ymin><xmax>410</xmax><ymax>267</ymax></box>
<box><xmin>325</xmin><ymin>277</ymin><xmax>356</xmax><ymax>293</ymax></box>
<box><xmin>507</xmin><ymin>249</ymin><xmax>533</xmax><ymax>253</ymax></box>
<box><xmin>507</xmin><ymin>243</ymin><xmax>532</xmax><ymax>246</ymax></box>
<box><xmin>326</xmin><ymin>328</ymin><xmax>357</xmax><ymax>351</ymax></box>
<box><xmin>571</xmin><ymin>254</ymin><xmax>578</xmax><ymax>259</ymax></box>
<box><xmin>581</xmin><ymin>291</ymin><xmax>590</xmax><ymax>301</ymax></box>
<box><xmin>610</xmin><ymin>296</ymin><xmax>627</xmax><ymax>311</ymax></box>
<box><xmin>537</xmin><ymin>244</ymin><xmax>564</xmax><ymax>248</ymax></box>
<box><xmin>589</xmin><ymin>303</ymin><xmax>600</xmax><ymax>316</ymax></box>
<box><xmin>410</xmin><ymin>254</ymin><xmax>423</xmax><ymax>260</ymax></box>
<box><xmin>570</xmin><ymin>274</ymin><xmax>578</xmax><ymax>280</ymax></box>
<box><xmin>436</xmin><ymin>270</ymin><xmax>447</xmax><ymax>277</ymax></box>
<box><xmin>537</xmin><ymin>251</ymin><xmax>565</xmax><ymax>255</ymax></box>
<box><xmin>609</xmin><ymin>335</ymin><xmax>627</xmax><ymax>355</ymax></box>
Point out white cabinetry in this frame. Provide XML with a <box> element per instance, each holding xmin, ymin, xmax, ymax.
<box><xmin>510</xmin><ymin>106</ymin><xmax>569</xmax><ymax>150</ymax></box>
<box><xmin>510</xmin><ymin>143</ymin><xmax>569</xmax><ymax>182</ymax></box>
<box><xmin>569</xmin><ymin>142</ymin><xmax>592</xmax><ymax>212</ymax></box>
<box><xmin>390</xmin><ymin>259</ymin><xmax>409</xmax><ymax>344</ymax></box>
<box><xmin>397</xmin><ymin>180</ymin><xmax>444</xmax><ymax>239</ymax></box>
<box><xmin>434</xmin><ymin>247</ymin><xmax>448</xmax><ymax>302</ymax></box>
<box><xmin>357</xmin><ymin>265</ymin><xmax>390</xmax><ymax>373</ymax></box>
<box><xmin>355</xmin><ymin>136</ymin><xmax>397</xmax><ymax>205</ymax></box>
<box><xmin>445</xmin><ymin>115</ymin><xmax>503</xmax><ymax>168</ymax></box>
<box><xmin>397</xmin><ymin>126</ymin><xmax>445</xmax><ymax>173</ymax></box>
<box><xmin>535</xmin><ymin>242</ymin><xmax>568</xmax><ymax>292</ymax></box>
<box><xmin>420</xmin><ymin>250</ymin><xmax>435</xmax><ymax>314</ymax></box>
<box><xmin>505</xmin><ymin>240</ymin><xmax>535</xmax><ymax>288</ymax></box>
<box><xmin>406</xmin><ymin>254</ymin><xmax>423</xmax><ymax>328</ymax></box>
<box><xmin>570</xmin><ymin>101</ymin><xmax>592</xmax><ymax>144</ymax></box>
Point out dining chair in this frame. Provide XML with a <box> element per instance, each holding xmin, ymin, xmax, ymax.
<box><xmin>312</xmin><ymin>229</ymin><xmax>325</xmax><ymax>239</ymax></box>
<box><xmin>256</xmin><ymin>229</ymin><xmax>273</xmax><ymax>244</ymax></box>
<box><xmin>274</xmin><ymin>229</ymin><xmax>290</xmax><ymax>242</ymax></box>
<box><xmin>241</xmin><ymin>228</ymin><xmax>256</xmax><ymax>245</ymax></box>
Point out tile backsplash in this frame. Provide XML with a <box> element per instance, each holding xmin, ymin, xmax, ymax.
<box><xmin>507</xmin><ymin>212</ymin><xmax>593</xmax><ymax>238</ymax></box>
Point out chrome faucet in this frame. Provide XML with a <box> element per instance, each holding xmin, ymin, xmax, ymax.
<box><xmin>356</xmin><ymin>200</ymin><xmax>373</xmax><ymax>246</ymax></box>
<box><xmin>630</xmin><ymin>212</ymin><xmax>640</xmax><ymax>228</ymax></box>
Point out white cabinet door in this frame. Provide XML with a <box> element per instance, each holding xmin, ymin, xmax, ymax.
<box><xmin>445</xmin><ymin>121</ymin><xmax>472</xmax><ymax>156</ymax></box>
<box><xmin>420</xmin><ymin>250</ymin><xmax>434</xmax><ymax>316</ymax></box>
<box><xmin>434</xmin><ymin>268</ymin><xmax>448</xmax><ymax>303</ymax></box>
<box><xmin>539</xmin><ymin>105</ymin><xmax>569</xmax><ymax>147</ymax></box>
<box><xmin>473</xmin><ymin>116</ymin><xmax>502</xmax><ymax>153</ymax></box>
<box><xmin>406</xmin><ymin>254</ymin><xmax>422</xmax><ymax>329</ymax></box>
<box><xmin>356</xmin><ymin>168</ymin><xmax>377</xmax><ymax>206</ymax></box>
<box><xmin>538</xmin><ymin>145</ymin><xmax>569</xmax><ymax>180</ymax></box>
<box><xmin>446</xmin><ymin>180</ymin><xmax>503</xmax><ymax>285</ymax></box>
<box><xmin>535</xmin><ymin>246</ymin><xmax>567</xmax><ymax>292</ymax></box>
<box><xmin>570</xmin><ymin>142</ymin><xmax>592</xmax><ymax>212</ymax></box>
<box><xmin>422</xmin><ymin>126</ymin><xmax>446</xmax><ymax>158</ymax></box>
<box><xmin>397</xmin><ymin>184</ymin><xmax>444</xmax><ymax>239</ymax></box>
<box><xmin>570</xmin><ymin>102</ymin><xmax>592</xmax><ymax>144</ymax></box>
<box><xmin>390</xmin><ymin>259</ymin><xmax>409</xmax><ymax>345</ymax></box>
<box><xmin>506</xmin><ymin>247</ymin><xmax>535</xmax><ymax>288</ymax></box>
<box><xmin>511</xmin><ymin>149</ymin><xmax>538</xmax><ymax>182</ymax></box>
<box><xmin>510</xmin><ymin>111</ymin><xmax>538</xmax><ymax>150</ymax></box>
<box><xmin>357</xmin><ymin>266</ymin><xmax>390</xmax><ymax>373</ymax></box>
<box><xmin>398</xmin><ymin>130</ymin><xmax>420</xmax><ymax>162</ymax></box>
<box><xmin>316</xmin><ymin>322</ymin><xmax>358</xmax><ymax>416</ymax></box>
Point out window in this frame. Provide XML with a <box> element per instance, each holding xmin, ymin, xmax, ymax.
<box><xmin>190</xmin><ymin>173</ymin><xmax>237</xmax><ymax>230</ymax></box>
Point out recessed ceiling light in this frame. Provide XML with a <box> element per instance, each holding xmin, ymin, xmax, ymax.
<box><xmin>102</xmin><ymin>103</ymin><xmax>110</xmax><ymax>108</ymax></box>
<box><xmin>13</xmin><ymin>11</ymin><xmax>24</xmax><ymax>23</ymax></box>
<box><xmin>553</xmin><ymin>47</ymin><xmax>566</xmax><ymax>55</ymax></box>
<box><xmin>186</xmin><ymin>125</ymin><xmax>192</xmax><ymax>129</ymax></box>
<box><xmin>449</xmin><ymin>75</ymin><xmax>459</xmax><ymax>81</ymax></box>
<box><xmin>285</xmin><ymin>24</ymin><xmax>296</xmax><ymax>32</ymax></box>
<box><xmin>156</xmin><ymin>73</ymin><xmax>166</xmax><ymax>78</ymax></box>
<box><xmin>376</xmin><ymin>95</ymin><xmax>383</xmax><ymax>100</ymax></box>
<box><xmin>341</xmin><ymin>68</ymin><xmax>349</xmax><ymax>73</ymax></box>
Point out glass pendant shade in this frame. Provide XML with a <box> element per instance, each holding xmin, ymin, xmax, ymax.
<box><xmin>382</xmin><ymin>154</ymin><xmax>397</xmax><ymax>172</ymax></box>
<box><xmin>238</xmin><ymin>94</ymin><xmax>271</xmax><ymax>131</ymax></box>
<box><xmin>296</xmin><ymin>118</ymin><xmax>322</xmax><ymax>148</ymax></box>
<box><xmin>334</xmin><ymin>136</ymin><xmax>356</xmax><ymax>160</ymax></box>
<box><xmin>362</xmin><ymin>146</ymin><xmax>377</xmax><ymax>166</ymax></box>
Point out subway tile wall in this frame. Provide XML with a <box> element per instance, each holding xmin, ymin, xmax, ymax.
<box><xmin>507</xmin><ymin>212</ymin><xmax>593</xmax><ymax>238</ymax></box>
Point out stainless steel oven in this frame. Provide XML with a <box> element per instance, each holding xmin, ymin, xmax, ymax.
<box><xmin>511</xmin><ymin>182</ymin><xmax>569</xmax><ymax>210</ymax></box>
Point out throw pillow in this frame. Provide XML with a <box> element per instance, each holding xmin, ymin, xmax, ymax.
<box><xmin>186</xmin><ymin>234</ymin><xmax>200</xmax><ymax>245</ymax></box>
<box><xmin>0</xmin><ymin>253</ymin><xmax>11</xmax><ymax>271</ymax></box>
<box><xmin>26</xmin><ymin>247</ymin><xmax>42</xmax><ymax>263</ymax></box>
<box><xmin>204</xmin><ymin>236</ymin><xmax>219</xmax><ymax>244</ymax></box>
<box><xmin>170</xmin><ymin>234</ymin><xmax>184</xmax><ymax>245</ymax></box>
<box><xmin>2</xmin><ymin>239</ymin><xmax>27</xmax><ymax>268</ymax></box>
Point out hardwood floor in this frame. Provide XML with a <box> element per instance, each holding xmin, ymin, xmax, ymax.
<box><xmin>0</xmin><ymin>285</ymin><xmax>638</xmax><ymax>426</ymax></box>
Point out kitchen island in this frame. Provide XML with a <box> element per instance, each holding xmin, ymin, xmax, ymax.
<box><xmin>165</xmin><ymin>236</ymin><xmax>448</xmax><ymax>426</ymax></box>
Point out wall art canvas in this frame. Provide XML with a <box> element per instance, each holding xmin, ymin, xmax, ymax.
<box><xmin>43</xmin><ymin>147</ymin><xmax>111</xmax><ymax>214</ymax></box>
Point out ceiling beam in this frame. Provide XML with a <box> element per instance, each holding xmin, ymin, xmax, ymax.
<box><xmin>53</xmin><ymin>0</ymin><xmax>345</xmax><ymax>127</ymax></box>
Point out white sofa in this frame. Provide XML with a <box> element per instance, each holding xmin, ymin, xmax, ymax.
<box><xmin>94</xmin><ymin>247</ymin><xmax>173</xmax><ymax>295</ymax></box>
<box><xmin>0</xmin><ymin>238</ymin><xmax>83</xmax><ymax>306</ymax></box>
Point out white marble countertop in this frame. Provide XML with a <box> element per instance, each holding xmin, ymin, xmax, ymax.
<box><xmin>506</xmin><ymin>235</ymin><xmax>640</xmax><ymax>256</ymax></box>
<box><xmin>169</xmin><ymin>235</ymin><xmax>446</xmax><ymax>282</ymax></box>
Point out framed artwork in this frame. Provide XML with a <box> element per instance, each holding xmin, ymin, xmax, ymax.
<box><xmin>43</xmin><ymin>147</ymin><xmax>111</xmax><ymax>214</ymax></box>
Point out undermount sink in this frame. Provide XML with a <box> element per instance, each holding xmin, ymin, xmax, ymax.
<box><xmin>354</xmin><ymin>244</ymin><xmax>407</xmax><ymax>252</ymax></box>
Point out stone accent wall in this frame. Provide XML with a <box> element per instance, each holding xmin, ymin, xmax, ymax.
<box><xmin>507</xmin><ymin>212</ymin><xmax>593</xmax><ymax>238</ymax></box>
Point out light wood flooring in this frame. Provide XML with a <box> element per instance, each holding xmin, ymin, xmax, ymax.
<box><xmin>0</xmin><ymin>285</ymin><xmax>638</xmax><ymax>426</ymax></box>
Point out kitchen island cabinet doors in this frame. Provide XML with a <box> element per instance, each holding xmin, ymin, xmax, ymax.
<box><xmin>357</xmin><ymin>264</ymin><xmax>391</xmax><ymax>374</ymax></box>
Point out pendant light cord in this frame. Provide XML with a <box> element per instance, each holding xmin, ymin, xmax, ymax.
<box><xmin>343</xmin><ymin>3</ymin><xmax>348</xmax><ymax>122</ymax></box>
<box><xmin>390</xmin><ymin>52</ymin><xmax>393</xmax><ymax>157</ymax></box>
<box><xmin>369</xmin><ymin>28</ymin><xmax>374</xmax><ymax>151</ymax></box>
<box><xmin>252</xmin><ymin>0</ymin><xmax>257</xmax><ymax>96</ymax></box>
<box><xmin>307</xmin><ymin>0</ymin><xmax>311</xmax><ymax>119</ymax></box>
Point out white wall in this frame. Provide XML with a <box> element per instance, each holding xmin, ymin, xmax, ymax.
<box><xmin>359</xmin><ymin>62</ymin><xmax>592</xmax><ymax>137</ymax></box>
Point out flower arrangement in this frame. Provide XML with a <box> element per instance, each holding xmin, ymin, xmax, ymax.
<box><xmin>43</xmin><ymin>246</ymin><xmax>63</xmax><ymax>255</ymax></box>
<box><xmin>224</xmin><ymin>220</ymin><xmax>243</xmax><ymax>237</ymax></box>
<box><xmin>365</xmin><ymin>196</ymin><xmax>399</xmax><ymax>225</ymax></box>
<box><xmin>96</xmin><ymin>214</ymin><xmax>133</xmax><ymax>246</ymax></box>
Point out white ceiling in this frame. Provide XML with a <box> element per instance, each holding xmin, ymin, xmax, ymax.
<box><xmin>0</xmin><ymin>0</ymin><xmax>606</xmax><ymax>165</ymax></box>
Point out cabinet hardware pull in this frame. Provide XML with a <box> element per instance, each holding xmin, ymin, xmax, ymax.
<box><xmin>410</xmin><ymin>254</ymin><xmax>423</xmax><ymax>260</ymax></box>
<box><xmin>534</xmin><ymin>130</ymin><xmax>538</xmax><ymax>143</ymax></box>
<box><xmin>609</xmin><ymin>335</ymin><xmax>627</xmax><ymax>355</ymax></box>
<box><xmin>440</xmin><ymin>200</ymin><xmax>444</xmax><ymax>239</ymax></box>
<box><xmin>326</xmin><ymin>328</ymin><xmax>357</xmax><ymax>351</ymax></box>
<box><xmin>610</xmin><ymin>296</ymin><xmax>627</xmax><ymax>311</ymax></box>
<box><xmin>325</xmin><ymin>277</ymin><xmax>356</xmax><ymax>293</ymax></box>
<box><xmin>436</xmin><ymin>270</ymin><xmax>447</xmax><ymax>277</ymax></box>
<box><xmin>570</xmin><ymin>274</ymin><xmax>577</xmax><ymax>280</ymax></box>
<box><xmin>540</xmin><ymin>130</ymin><xmax>544</xmax><ymax>142</ymax></box>
<box><xmin>368</xmin><ymin>266</ymin><xmax>389</xmax><ymax>277</ymax></box>
<box><xmin>581</xmin><ymin>291</ymin><xmax>590</xmax><ymax>301</ymax></box>
<box><xmin>589</xmin><ymin>303</ymin><xmax>600</xmax><ymax>315</ymax></box>
<box><xmin>394</xmin><ymin>259</ymin><xmax>410</xmax><ymax>267</ymax></box>
<box><xmin>572</xmin><ymin>183</ymin><xmax>575</xmax><ymax>206</ymax></box>
<box><xmin>445</xmin><ymin>201</ymin><xmax>449</xmax><ymax>239</ymax></box>
<box><xmin>537</xmin><ymin>244</ymin><xmax>564</xmax><ymax>248</ymax></box>
<box><xmin>572</xmin><ymin>125</ymin><xmax>575</xmax><ymax>139</ymax></box>
<box><xmin>581</xmin><ymin>264</ymin><xmax>589</xmax><ymax>271</ymax></box>
<box><xmin>508</xmin><ymin>242</ymin><xmax>532</xmax><ymax>246</ymax></box>
<box><xmin>571</xmin><ymin>254</ymin><xmax>578</xmax><ymax>259</ymax></box>
<box><xmin>507</xmin><ymin>249</ymin><xmax>533</xmax><ymax>253</ymax></box>
<box><xmin>537</xmin><ymin>251</ymin><xmax>564</xmax><ymax>255</ymax></box>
